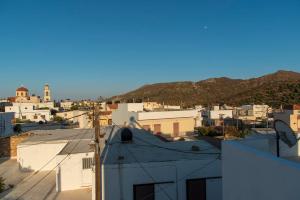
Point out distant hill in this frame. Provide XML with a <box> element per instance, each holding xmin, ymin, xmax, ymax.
<box><xmin>111</xmin><ymin>70</ymin><xmax>300</xmax><ymax>108</ymax></box>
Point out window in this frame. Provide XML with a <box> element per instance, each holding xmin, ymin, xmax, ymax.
<box><xmin>82</xmin><ymin>157</ymin><xmax>94</xmax><ymax>169</ymax></box>
<box><xmin>186</xmin><ymin>179</ymin><xmax>206</xmax><ymax>200</ymax></box>
<box><xmin>22</xmin><ymin>116</ymin><xmax>26</xmax><ymax>120</ymax></box>
<box><xmin>133</xmin><ymin>184</ymin><xmax>154</xmax><ymax>200</ymax></box>
<box><xmin>33</xmin><ymin>115</ymin><xmax>38</xmax><ymax>119</ymax></box>
<box><xmin>173</xmin><ymin>122</ymin><xmax>179</xmax><ymax>137</ymax></box>
<box><xmin>154</xmin><ymin>124</ymin><xmax>161</xmax><ymax>134</ymax></box>
<box><xmin>142</xmin><ymin>125</ymin><xmax>151</xmax><ymax>131</ymax></box>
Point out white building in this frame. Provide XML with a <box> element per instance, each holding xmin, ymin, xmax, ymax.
<box><xmin>56</xmin><ymin>110</ymin><xmax>92</xmax><ymax>128</ymax></box>
<box><xmin>112</xmin><ymin>103</ymin><xmax>201</xmax><ymax>136</ymax></box>
<box><xmin>5</xmin><ymin>103</ymin><xmax>52</xmax><ymax>122</ymax></box>
<box><xmin>17</xmin><ymin>129</ymin><xmax>94</xmax><ymax>191</ymax></box>
<box><xmin>0</xmin><ymin>112</ymin><xmax>14</xmax><ymax>137</ymax></box>
<box><xmin>60</xmin><ymin>101</ymin><xmax>74</xmax><ymax>110</ymax></box>
<box><xmin>56</xmin><ymin>139</ymin><xmax>94</xmax><ymax>191</ymax></box>
<box><xmin>223</xmin><ymin>132</ymin><xmax>300</xmax><ymax>200</ymax></box>
<box><xmin>204</xmin><ymin>106</ymin><xmax>233</xmax><ymax>126</ymax></box>
<box><xmin>95</xmin><ymin>126</ymin><xmax>222</xmax><ymax>200</ymax></box>
<box><xmin>240</xmin><ymin>104</ymin><xmax>270</xmax><ymax>119</ymax></box>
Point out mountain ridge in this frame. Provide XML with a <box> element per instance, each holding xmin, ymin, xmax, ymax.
<box><xmin>111</xmin><ymin>70</ymin><xmax>300</xmax><ymax>107</ymax></box>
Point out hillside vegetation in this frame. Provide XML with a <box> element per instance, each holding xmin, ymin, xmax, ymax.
<box><xmin>111</xmin><ymin>70</ymin><xmax>300</xmax><ymax>108</ymax></box>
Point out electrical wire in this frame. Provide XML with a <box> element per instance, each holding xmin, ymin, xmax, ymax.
<box><xmin>101</xmin><ymin>115</ymin><xmax>221</xmax><ymax>155</ymax></box>
<box><xmin>9</xmin><ymin>124</ymin><xmax>92</xmax><ymax>200</ymax></box>
<box><xmin>100</xmin><ymin>114</ymin><xmax>221</xmax><ymax>199</ymax></box>
<box><xmin>115</xmin><ymin>132</ymin><xmax>173</xmax><ymax>200</ymax></box>
<box><xmin>140</xmin><ymin>156</ymin><xmax>220</xmax><ymax>200</ymax></box>
<box><xmin>14</xmin><ymin>127</ymin><xmax>91</xmax><ymax>200</ymax></box>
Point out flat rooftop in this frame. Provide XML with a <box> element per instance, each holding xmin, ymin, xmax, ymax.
<box><xmin>19</xmin><ymin>129</ymin><xmax>94</xmax><ymax>145</ymax></box>
<box><xmin>102</xmin><ymin>126</ymin><xmax>220</xmax><ymax>165</ymax></box>
<box><xmin>58</xmin><ymin>139</ymin><xmax>93</xmax><ymax>155</ymax></box>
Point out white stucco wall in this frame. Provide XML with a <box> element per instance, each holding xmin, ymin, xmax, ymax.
<box><xmin>137</xmin><ymin>110</ymin><xmax>198</xmax><ymax>121</ymax></box>
<box><xmin>56</xmin><ymin>152</ymin><xmax>94</xmax><ymax>191</ymax></box>
<box><xmin>17</xmin><ymin>142</ymin><xmax>67</xmax><ymax>171</ymax></box>
<box><xmin>209</xmin><ymin>110</ymin><xmax>233</xmax><ymax>120</ymax></box>
<box><xmin>102</xmin><ymin>159</ymin><xmax>222</xmax><ymax>200</ymax></box>
<box><xmin>112</xmin><ymin>108</ymin><xmax>138</xmax><ymax>126</ymax></box>
<box><xmin>223</xmin><ymin>141</ymin><xmax>300</xmax><ymax>200</ymax></box>
<box><xmin>6</xmin><ymin>103</ymin><xmax>52</xmax><ymax>122</ymax></box>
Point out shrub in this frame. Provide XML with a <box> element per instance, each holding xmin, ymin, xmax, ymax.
<box><xmin>196</xmin><ymin>127</ymin><xmax>220</xmax><ymax>137</ymax></box>
<box><xmin>13</xmin><ymin>124</ymin><xmax>22</xmax><ymax>133</ymax></box>
<box><xmin>53</xmin><ymin>116</ymin><xmax>64</xmax><ymax>122</ymax></box>
<box><xmin>0</xmin><ymin>177</ymin><xmax>5</xmax><ymax>193</ymax></box>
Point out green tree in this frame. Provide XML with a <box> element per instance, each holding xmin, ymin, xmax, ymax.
<box><xmin>13</xmin><ymin>124</ymin><xmax>22</xmax><ymax>133</ymax></box>
<box><xmin>0</xmin><ymin>177</ymin><xmax>5</xmax><ymax>193</ymax></box>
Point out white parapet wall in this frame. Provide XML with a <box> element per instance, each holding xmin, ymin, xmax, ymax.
<box><xmin>137</xmin><ymin>110</ymin><xmax>198</xmax><ymax>120</ymax></box>
<box><xmin>223</xmin><ymin>141</ymin><xmax>300</xmax><ymax>200</ymax></box>
<box><xmin>17</xmin><ymin>142</ymin><xmax>67</xmax><ymax>171</ymax></box>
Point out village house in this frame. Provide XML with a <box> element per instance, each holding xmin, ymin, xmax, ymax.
<box><xmin>235</xmin><ymin>104</ymin><xmax>270</xmax><ymax>121</ymax></box>
<box><xmin>17</xmin><ymin>129</ymin><xmax>94</xmax><ymax>191</ymax></box>
<box><xmin>59</xmin><ymin>100</ymin><xmax>74</xmax><ymax>110</ymax></box>
<box><xmin>273</xmin><ymin>104</ymin><xmax>300</xmax><ymax>132</ymax></box>
<box><xmin>112</xmin><ymin>103</ymin><xmax>201</xmax><ymax>137</ymax></box>
<box><xmin>5</xmin><ymin>103</ymin><xmax>52</xmax><ymax>122</ymax></box>
<box><xmin>203</xmin><ymin>106</ymin><xmax>233</xmax><ymax>126</ymax></box>
<box><xmin>95</xmin><ymin>126</ymin><xmax>222</xmax><ymax>200</ymax></box>
<box><xmin>56</xmin><ymin>110</ymin><xmax>92</xmax><ymax>128</ymax></box>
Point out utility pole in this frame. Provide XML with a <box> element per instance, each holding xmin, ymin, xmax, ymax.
<box><xmin>219</xmin><ymin>114</ymin><xmax>225</xmax><ymax>140</ymax></box>
<box><xmin>94</xmin><ymin>105</ymin><xmax>101</xmax><ymax>200</ymax></box>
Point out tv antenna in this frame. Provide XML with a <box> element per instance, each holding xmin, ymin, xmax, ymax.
<box><xmin>274</xmin><ymin>120</ymin><xmax>299</xmax><ymax>157</ymax></box>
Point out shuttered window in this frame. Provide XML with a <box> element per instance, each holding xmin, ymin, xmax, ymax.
<box><xmin>82</xmin><ymin>157</ymin><xmax>94</xmax><ymax>169</ymax></box>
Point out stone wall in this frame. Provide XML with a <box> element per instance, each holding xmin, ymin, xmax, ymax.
<box><xmin>0</xmin><ymin>133</ymin><xmax>29</xmax><ymax>158</ymax></box>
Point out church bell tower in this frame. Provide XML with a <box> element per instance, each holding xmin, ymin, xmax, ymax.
<box><xmin>43</xmin><ymin>84</ymin><xmax>51</xmax><ymax>102</ymax></box>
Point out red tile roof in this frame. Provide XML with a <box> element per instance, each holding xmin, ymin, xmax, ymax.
<box><xmin>7</xmin><ymin>97</ymin><xmax>16</xmax><ymax>103</ymax></box>
<box><xmin>107</xmin><ymin>104</ymin><xmax>118</xmax><ymax>110</ymax></box>
<box><xmin>16</xmin><ymin>87</ymin><xmax>28</xmax><ymax>92</ymax></box>
<box><xmin>100</xmin><ymin>111</ymin><xmax>112</xmax><ymax>115</ymax></box>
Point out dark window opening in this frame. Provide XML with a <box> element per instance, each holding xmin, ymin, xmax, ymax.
<box><xmin>186</xmin><ymin>179</ymin><xmax>206</xmax><ymax>200</ymax></box>
<box><xmin>134</xmin><ymin>184</ymin><xmax>154</xmax><ymax>200</ymax></box>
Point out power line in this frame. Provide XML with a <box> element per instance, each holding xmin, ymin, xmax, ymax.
<box><xmin>15</xmin><ymin>128</ymin><xmax>91</xmax><ymax>200</ymax></box>
<box><xmin>140</xmin><ymin>156</ymin><xmax>220</xmax><ymax>200</ymax></box>
<box><xmin>10</xmin><ymin>128</ymin><xmax>89</xmax><ymax>188</ymax></box>
<box><xmin>116</xmin><ymin>132</ymin><xmax>173</xmax><ymax>200</ymax></box>
<box><xmin>134</xmin><ymin>136</ymin><xmax>220</xmax><ymax>155</ymax></box>
<box><xmin>101</xmin><ymin>115</ymin><xmax>220</xmax><ymax>155</ymax></box>
<box><xmin>11</xmin><ymin>125</ymin><xmax>92</xmax><ymax>200</ymax></box>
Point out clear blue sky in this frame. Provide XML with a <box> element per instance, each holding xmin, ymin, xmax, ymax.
<box><xmin>0</xmin><ymin>0</ymin><xmax>299</xmax><ymax>100</ymax></box>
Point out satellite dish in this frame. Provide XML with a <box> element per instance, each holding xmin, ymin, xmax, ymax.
<box><xmin>274</xmin><ymin>120</ymin><xmax>297</xmax><ymax>147</ymax></box>
<box><xmin>274</xmin><ymin>120</ymin><xmax>299</xmax><ymax>157</ymax></box>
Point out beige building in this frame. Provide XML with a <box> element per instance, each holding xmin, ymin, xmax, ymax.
<box><xmin>99</xmin><ymin>111</ymin><xmax>112</xmax><ymax>126</ymax></box>
<box><xmin>112</xmin><ymin>103</ymin><xmax>200</xmax><ymax>137</ymax></box>
<box><xmin>14</xmin><ymin>87</ymin><xmax>41</xmax><ymax>103</ymax></box>
<box><xmin>274</xmin><ymin>104</ymin><xmax>300</xmax><ymax>132</ymax></box>
<box><xmin>56</xmin><ymin>110</ymin><xmax>92</xmax><ymax>128</ymax></box>
<box><xmin>10</xmin><ymin>85</ymin><xmax>53</xmax><ymax>104</ymax></box>
<box><xmin>143</xmin><ymin>102</ymin><xmax>161</xmax><ymax>111</ymax></box>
